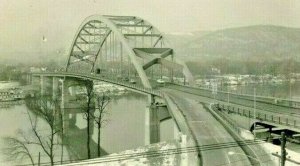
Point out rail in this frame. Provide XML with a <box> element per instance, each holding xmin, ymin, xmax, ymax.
<box><xmin>31</xmin><ymin>72</ymin><xmax>162</xmax><ymax>97</ymax></box>
<box><xmin>207</xmin><ymin>103</ymin><xmax>262</xmax><ymax>166</ymax></box>
<box><xmin>170</xmin><ymin>83</ymin><xmax>300</xmax><ymax>109</ymax></box>
<box><xmin>0</xmin><ymin>94</ymin><xmax>25</xmax><ymax>101</ymax></box>
<box><xmin>215</xmin><ymin>103</ymin><xmax>300</xmax><ymax>129</ymax></box>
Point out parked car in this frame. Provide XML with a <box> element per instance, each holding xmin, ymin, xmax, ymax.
<box><xmin>156</xmin><ymin>79</ymin><xmax>165</xmax><ymax>84</ymax></box>
<box><xmin>130</xmin><ymin>79</ymin><xmax>136</xmax><ymax>84</ymax></box>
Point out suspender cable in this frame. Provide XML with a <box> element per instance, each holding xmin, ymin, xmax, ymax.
<box><xmin>110</xmin><ymin>32</ymin><xmax>112</xmax><ymax>76</ymax></box>
<box><xmin>120</xmin><ymin>42</ymin><xmax>123</xmax><ymax>77</ymax></box>
<box><xmin>105</xmin><ymin>30</ymin><xmax>108</xmax><ymax>73</ymax></box>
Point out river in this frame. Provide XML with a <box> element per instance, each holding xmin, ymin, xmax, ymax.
<box><xmin>0</xmin><ymin>82</ymin><xmax>175</xmax><ymax>165</ymax></box>
<box><xmin>0</xmin><ymin>81</ymin><xmax>298</xmax><ymax>165</ymax></box>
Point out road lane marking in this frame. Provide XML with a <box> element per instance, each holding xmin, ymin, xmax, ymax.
<box><xmin>189</xmin><ymin>121</ymin><xmax>206</xmax><ymax>123</ymax></box>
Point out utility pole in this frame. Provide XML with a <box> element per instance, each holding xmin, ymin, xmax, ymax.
<box><xmin>227</xmin><ymin>86</ymin><xmax>229</xmax><ymax>104</ymax></box>
<box><xmin>253</xmin><ymin>87</ymin><xmax>256</xmax><ymax>138</ymax></box>
<box><xmin>273</xmin><ymin>132</ymin><xmax>299</xmax><ymax>165</ymax></box>
<box><xmin>212</xmin><ymin>81</ymin><xmax>217</xmax><ymax>103</ymax></box>
<box><xmin>281</xmin><ymin>132</ymin><xmax>287</xmax><ymax>166</ymax></box>
<box><xmin>38</xmin><ymin>152</ymin><xmax>41</xmax><ymax>166</ymax></box>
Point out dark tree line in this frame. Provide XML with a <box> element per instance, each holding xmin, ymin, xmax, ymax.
<box><xmin>186</xmin><ymin>57</ymin><xmax>300</xmax><ymax>76</ymax></box>
<box><xmin>0</xmin><ymin>65</ymin><xmax>26</xmax><ymax>84</ymax></box>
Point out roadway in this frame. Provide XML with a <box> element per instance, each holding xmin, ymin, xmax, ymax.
<box><xmin>164</xmin><ymin>84</ymin><xmax>300</xmax><ymax>125</ymax></box>
<box><xmin>163</xmin><ymin>89</ymin><xmax>276</xmax><ymax>166</ymax></box>
<box><xmin>166</xmin><ymin>85</ymin><xmax>300</xmax><ymax>118</ymax></box>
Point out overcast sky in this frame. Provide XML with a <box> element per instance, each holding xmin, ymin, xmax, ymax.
<box><xmin>1</xmin><ymin>0</ymin><xmax>300</xmax><ymax>63</ymax></box>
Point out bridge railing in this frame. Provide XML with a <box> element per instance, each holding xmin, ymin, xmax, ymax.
<box><xmin>210</xmin><ymin>104</ymin><xmax>242</xmax><ymax>134</ymax></box>
<box><xmin>0</xmin><ymin>94</ymin><xmax>26</xmax><ymax>100</ymax></box>
<box><xmin>31</xmin><ymin>72</ymin><xmax>162</xmax><ymax>97</ymax></box>
<box><xmin>215</xmin><ymin>103</ymin><xmax>300</xmax><ymax>129</ymax></box>
<box><xmin>208</xmin><ymin>103</ymin><xmax>265</xmax><ymax>166</ymax></box>
<box><xmin>170</xmin><ymin>83</ymin><xmax>300</xmax><ymax>109</ymax></box>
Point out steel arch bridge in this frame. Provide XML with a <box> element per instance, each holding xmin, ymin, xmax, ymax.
<box><xmin>66</xmin><ymin>15</ymin><xmax>194</xmax><ymax>88</ymax></box>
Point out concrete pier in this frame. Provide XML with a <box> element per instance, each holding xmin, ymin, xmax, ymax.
<box><xmin>145</xmin><ymin>94</ymin><xmax>172</xmax><ymax>145</ymax></box>
<box><xmin>52</xmin><ymin>77</ymin><xmax>59</xmax><ymax>100</ymax></box>
<box><xmin>145</xmin><ymin>95</ymin><xmax>160</xmax><ymax>145</ymax></box>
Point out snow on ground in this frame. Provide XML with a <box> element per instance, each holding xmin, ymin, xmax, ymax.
<box><xmin>94</xmin><ymin>81</ymin><xmax>127</xmax><ymax>95</ymax></box>
<box><xmin>240</xmin><ymin>129</ymin><xmax>300</xmax><ymax>166</ymax></box>
<box><xmin>63</xmin><ymin>141</ymin><xmax>180</xmax><ymax>166</ymax></box>
<box><xmin>224</xmin><ymin>111</ymin><xmax>300</xmax><ymax>165</ymax></box>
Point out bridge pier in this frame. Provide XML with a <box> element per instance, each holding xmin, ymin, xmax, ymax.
<box><xmin>145</xmin><ymin>96</ymin><xmax>158</xmax><ymax>145</ymax></box>
<box><xmin>31</xmin><ymin>75</ymin><xmax>40</xmax><ymax>89</ymax></box>
<box><xmin>39</xmin><ymin>76</ymin><xmax>53</xmax><ymax>96</ymax></box>
<box><xmin>145</xmin><ymin>94</ymin><xmax>174</xmax><ymax>145</ymax></box>
<box><xmin>60</xmin><ymin>78</ymin><xmax>83</xmax><ymax>135</ymax></box>
<box><xmin>59</xmin><ymin>78</ymin><xmax>70</xmax><ymax>136</ymax></box>
<box><xmin>145</xmin><ymin>95</ymin><xmax>160</xmax><ymax>145</ymax></box>
<box><xmin>52</xmin><ymin>77</ymin><xmax>59</xmax><ymax>100</ymax></box>
<box><xmin>32</xmin><ymin>75</ymin><xmax>99</xmax><ymax>137</ymax></box>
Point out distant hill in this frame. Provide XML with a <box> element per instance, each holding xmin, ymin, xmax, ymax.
<box><xmin>167</xmin><ymin>25</ymin><xmax>300</xmax><ymax>61</ymax></box>
<box><xmin>165</xmin><ymin>31</ymin><xmax>210</xmax><ymax>48</ymax></box>
<box><xmin>2</xmin><ymin>25</ymin><xmax>300</xmax><ymax>67</ymax></box>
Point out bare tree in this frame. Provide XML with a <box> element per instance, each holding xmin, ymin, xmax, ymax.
<box><xmin>93</xmin><ymin>93</ymin><xmax>111</xmax><ymax>157</ymax></box>
<box><xmin>25</xmin><ymin>94</ymin><xmax>61</xmax><ymax>165</ymax></box>
<box><xmin>79</xmin><ymin>80</ymin><xmax>95</xmax><ymax>159</ymax></box>
<box><xmin>1</xmin><ymin>134</ymin><xmax>35</xmax><ymax>165</ymax></box>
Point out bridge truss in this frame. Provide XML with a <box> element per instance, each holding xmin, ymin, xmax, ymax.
<box><xmin>66</xmin><ymin>15</ymin><xmax>193</xmax><ymax>88</ymax></box>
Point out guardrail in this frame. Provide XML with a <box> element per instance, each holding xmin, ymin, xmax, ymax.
<box><xmin>163</xmin><ymin>94</ymin><xmax>200</xmax><ymax>165</ymax></box>
<box><xmin>207</xmin><ymin>103</ymin><xmax>262</xmax><ymax>165</ymax></box>
<box><xmin>209</xmin><ymin>104</ymin><xmax>243</xmax><ymax>135</ymax></box>
<box><xmin>215</xmin><ymin>103</ymin><xmax>300</xmax><ymax>129</ymax></box>
<box><xmin>0</xmin><ymin>94</ymin><xmax>25</xmax><ymax>101</ymax></box>
<box><xmin>31</xmin><ymin>72</ymin><xmax>163</xmax><ymax>97</ymax></box>
<box><xmin>0</xmin><ymin>100</ymin><xmax>25</xmax><ymax>108</ymax></box>
<box><xmin>170</xmin><ymin>83</ymin><xmax>300</xmax><ymax>109</ymax></box>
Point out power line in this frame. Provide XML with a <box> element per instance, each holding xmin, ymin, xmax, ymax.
<box><xmin>214</xmin><ymin>151</ymin><xmax>276</xmax><ymax>166</ymax></box>
<box><xmin>17</xmin><ymin>139</ymin><xmax>267</xmax><ymax>166</ymax></box>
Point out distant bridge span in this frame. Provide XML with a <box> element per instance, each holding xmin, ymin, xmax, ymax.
<box><xmin>31</xmin><ymin>72</ymin><xmax>161</xmax><ymax>96</ymax></box>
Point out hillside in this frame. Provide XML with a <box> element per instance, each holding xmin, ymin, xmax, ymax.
<box><xmin>168</xmin><ymin>25</ymin><xmax>300</xmax><ymax>61</ymax></box>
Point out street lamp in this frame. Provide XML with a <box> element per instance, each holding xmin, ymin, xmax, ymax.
<box><xmin>227</xmin><ymin>86</ymin><xmax>229</xmax><ymax>104</ymax></box>
<box><xmin>253</xmin><ymin>87</ymin><xmax>256</xmax><ymax>138</ymax></box>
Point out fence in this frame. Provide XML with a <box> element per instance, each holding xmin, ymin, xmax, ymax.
<box><xmin>215</xmin><ymin>103</ymin><xmax>300</xmax><ymax>129</ymax></box>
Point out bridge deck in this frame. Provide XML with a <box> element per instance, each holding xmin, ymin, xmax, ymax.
<box><xmin>166</xmin><ymin>84</ymin><xmax>300</xmax><ymax>115</ymax></box>
<box><xmin>163</xmin><ymin>89</ymin><xmax>275</xmax><ymax>166</ymax></box>
<box><xmin>31</xmin><ymin>72</ymin><xmax>162</xmax><ymax>96</ymax></box>
<box><xmin>164</xmin><ymin>84</ymin><xmax>300</xmax><ymax>129</ymax></box>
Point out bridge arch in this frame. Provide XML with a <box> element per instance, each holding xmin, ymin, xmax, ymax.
<box><xmin>66</xmin><ymin>15</ymin><xmax>194</xmax><ymax>88</ymax></box>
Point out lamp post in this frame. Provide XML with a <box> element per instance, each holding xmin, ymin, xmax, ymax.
<box><xmin>227</xmin><ymin>86</ymin><xmax>229</xmax><ymax>104</ymax></box>
<box><xmin>253</xmin><ymin>87</ymin><xmax>256</xmax><ymax>138</ymax></box>
<box><xmin>212</xmin><ymin>81</ymin><xmax>217</xmax><ymax>104</ymax></box>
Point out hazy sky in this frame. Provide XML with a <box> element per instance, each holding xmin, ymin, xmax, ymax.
<box><xmin>1</xmin><ymin>0</ymin><xmax>300</xmax><ymax>62</ymax></box>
